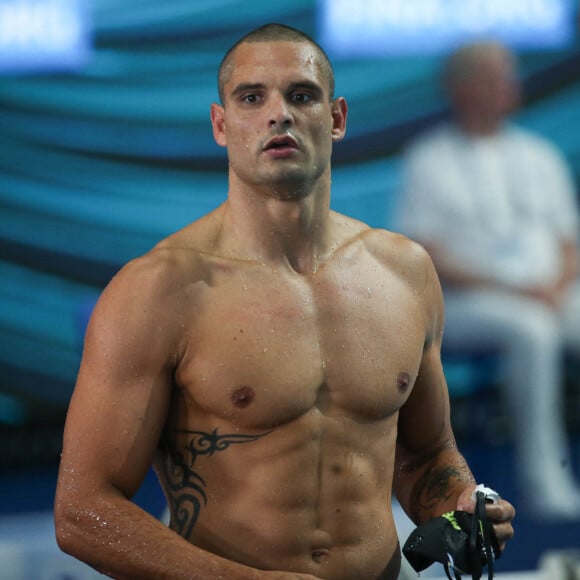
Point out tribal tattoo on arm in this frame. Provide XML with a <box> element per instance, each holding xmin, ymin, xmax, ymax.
<box><xmin>160</xmin><ymin>428</ymin><xmax>271</xmax><ymax>537</ymax></box>
<box><xmin>413</xmin><ymin>465</ymin><xmax>464</xmax><ymax>519</ymax></box>
<box><xmin>401</xmin><ymin>440</ymin><xmax>475</xmax><ymax>523</ymax></box>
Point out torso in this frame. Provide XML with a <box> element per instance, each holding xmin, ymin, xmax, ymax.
<box><xmin>151</xmin><ymin>214</ymin><xmax>428</xmax><ymax>579</ymax></box>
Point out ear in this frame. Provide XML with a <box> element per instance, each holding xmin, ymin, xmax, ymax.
<box><xmin>330</xmin><ymin>97</ymin><xmax>348</xmax><ymax>143</ymax></box>
<box><xmin>210</xmin><ymin>103</ymin><xmax>227</xmax><ymax>148</ymax></box>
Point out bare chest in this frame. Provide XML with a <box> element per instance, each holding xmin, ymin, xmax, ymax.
<box><xmin>174</xmin><ymin>264</ymin><xmax>426</xmax><ymax>429</ymax></box>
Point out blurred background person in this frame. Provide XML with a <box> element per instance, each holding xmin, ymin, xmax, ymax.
<box><xmin>396</xmin><ymin>39</ymin><xmax>580</xmax><ymax>520</ymax></box>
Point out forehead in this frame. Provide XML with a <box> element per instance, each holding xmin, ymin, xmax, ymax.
<box><xmin>224</xmin><ymin>41</ymin><xmax>327</xmax><ymax>92</ymax></box>
<box><xmin>475</xmin><ymin>49</ymin><xmax>515</xmax><ymax>76</ymax></box>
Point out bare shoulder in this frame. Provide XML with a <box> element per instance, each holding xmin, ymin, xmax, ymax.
<box><xmin>333</xmin><ymin>213</ymin><xmax>437</xmax><ymax>289</ymax></box>
<box><xmin>104</xmin><ymin>211</ymin><xmax>220</xmax><ymax>303</ymax></box>
<box><xmin>103</xmin><ymin>245</ymin><xmax>204</xmax><ymax>308</ymax></box>
<box><xmin>367</xmin><ymin>228</ymin><xmax>435</xmax><ymax>283</ymax></box>
<box><xmin>88</xmin><ymin>232</ymin><xmax>212</xmax><ymax>356</ymax></box>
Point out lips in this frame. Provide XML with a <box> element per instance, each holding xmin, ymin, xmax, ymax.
<box><xmin>263</xmin><ymin>134</ymin><xmax>298</xmax><ymax>152</ymax></box>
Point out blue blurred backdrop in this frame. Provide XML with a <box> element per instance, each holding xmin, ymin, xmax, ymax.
<box><xmin>1</xmin><ymin>1</ymin><xmax>580</xmax><ymax>577</ymax></box>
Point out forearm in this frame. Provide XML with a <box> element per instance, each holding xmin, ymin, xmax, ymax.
<box><xmin>395</xmin><ymin>444</ymin><xmax>476</xmax><ymax>524</ymax></box>
<box><xmin>55</xmin><ymin>493</ymin><xmax>264</xmax><ymax>580</ymax></box>
<box><xmin>559</xmin><ymin>240</ymin><xmax>578</xmax><ymax>288</ymax></box>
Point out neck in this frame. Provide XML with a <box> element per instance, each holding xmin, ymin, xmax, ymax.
<box><xmin>455</xmin><ymin>112</ymin><xmax>503</xmax><ymax>137</ymax></box>
<box><xmin>222</xmin><ymin>179</ymin><xmax>332</xmax><ymax>274</ymax></box>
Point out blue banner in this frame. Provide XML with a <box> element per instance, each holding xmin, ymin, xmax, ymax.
<box><xmin>318</xmin><ymin>0</ymin><xmax>576</xmax><ymax>57</ymax></box>
<box><xmin>0</xmin><ymin>0</ymin><xmax>91</xmax><ymax>73</ymax></box>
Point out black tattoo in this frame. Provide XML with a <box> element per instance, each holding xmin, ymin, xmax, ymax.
<box><xmin>399</xmin><ymin>439</ymin><xmax>474</xmax><ymax>523</ymax></box>
<box><xmin>425</xmin><ymin>466</ymin><xmax>461</xmax><ymax>501</ymax></box>
<box><xmin>411</xmin><ymin>461</ymin><xmax>475</xmax><ymax>522</ymax></box>
<box><xmin>162</xmin><ymin>428</ymin><xmax>270</xmax><ymax>537</ymax></box>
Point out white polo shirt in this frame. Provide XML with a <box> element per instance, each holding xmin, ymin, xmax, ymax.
<box><xmin>398</xmin><ymin>123</ymin><xmax>579</xmax><ymax>287</ymax></box>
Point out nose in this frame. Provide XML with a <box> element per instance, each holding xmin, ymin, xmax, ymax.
<box><xmin>268</xmin><ymin>94</ymin><xmax>293</xmax><ymax>128</ymax></box>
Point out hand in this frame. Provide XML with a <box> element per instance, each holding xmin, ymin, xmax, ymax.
<box><xmin>521</xmin><ymin>284</ymin><xmax>564</xmax><ymax>309</ymax></box>
<box><xmin>456</xmin><ymin>486</ymin><xmax>516</xmax><ymax>552</ymax></box>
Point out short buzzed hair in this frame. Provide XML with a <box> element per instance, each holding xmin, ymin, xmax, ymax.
<box><xmin>217</xmin><ymin>23</ymin><xmax>335</xmax><ymax>104</ymax></box>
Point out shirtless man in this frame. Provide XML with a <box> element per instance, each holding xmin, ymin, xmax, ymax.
<box><xmin>54</xmin><ymin>24</ymin><xmax>515</xmax><ymax>579</ymax></box>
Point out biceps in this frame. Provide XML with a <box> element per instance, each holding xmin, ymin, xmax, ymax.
<box><xmin>396</xmin><ymin>348</ymin><xmax>452</xmax><ymax>458</ymax></box>
<box><xmin>61</xmin><ymin>358</ymin><xmax>172</xmax><ymax>498</ymax></box>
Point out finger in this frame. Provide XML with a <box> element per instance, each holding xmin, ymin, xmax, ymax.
<box><xmin>488</xmin><ymin>504</ymin><xmax>516</xmax><ymax>551</ymax></box>
<box><xmin>486</xmin><ymin>501</ymin><xmax>516</xmax><ymax>522</ymax></box>
<box><xmin>456</xmin><ymin>485</ymin><xmax>478</xmax><ymax>512</ymax></box>
<box><xmin>493</xmin><ymin>521</ymin><xmax>515</xmax><ymax>551</ymax></box>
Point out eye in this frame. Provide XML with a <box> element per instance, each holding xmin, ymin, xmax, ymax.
<box><xmin>242</xmin><ymin>94</ymin><xmax>260</xmax><ymax>104</ymax></box>
<box><xmin>291</xmin><ymin>92</ymin><xmax>311</xmax><ymax>103</ymax></box>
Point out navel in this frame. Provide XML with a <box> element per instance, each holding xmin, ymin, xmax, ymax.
<box><xmin>397</xmin><ymin>371</ymin><xmax>411</xmax><ymax>392</ymax></box>
<box><xmin>311</xmin><ymin>548</ymin><xmax>329</xmax><ymax>563</ymax></box>
<box><xmin>231</xmin><ymin>386</ymin><xmax>255</xmax><ymax>408</ymax></box>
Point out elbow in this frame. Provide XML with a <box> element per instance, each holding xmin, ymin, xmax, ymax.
<box><xmin>54</xmin><ymin>494</ymin><xmax>119</xmax><ymax>580</ymax></box>
<box><xmin>54</xmin><ymin>499</ymin><xmax>81</xmax><ymax>556</ymax></box>
<box><xmin>54</xmin><ymin>483</ymin><xmax>122</xmax><ymax>570</ymax></box>
<box><xmin>53</xmin><ymin>487</ymin><xmax>100</xmax><ymax>562</ymax></box>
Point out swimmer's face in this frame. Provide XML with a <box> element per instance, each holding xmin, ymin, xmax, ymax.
<box><xmin>210</xmin><ymin>40</ymin><xmax>347</xmax><ymax>197</ymax></box>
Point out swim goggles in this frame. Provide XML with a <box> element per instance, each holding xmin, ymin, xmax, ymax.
<box><xmin>403</xmin><ymin>486</ymin><xmax>501</xmax><ymax>580</ymax></box>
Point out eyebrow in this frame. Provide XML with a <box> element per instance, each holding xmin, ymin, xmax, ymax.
<box><xmin>230</xmin><ymin>80</ymin><xmax>324</xmax><ymax>100</ymax></box>
<box><xmin>290</xmin><ymin>81</ymin><xmax>324</xmax><ymax>96</ymax></box>
<box><xmin>230</xmin><ymin>82</ymin><xmax>265</xmax><ymax>99</ymax></box>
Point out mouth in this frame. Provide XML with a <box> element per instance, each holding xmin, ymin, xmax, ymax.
<box><xmin>263</xmin><ymin>134</ymin><xmax>299</xmax><ymax>154</ymax></box>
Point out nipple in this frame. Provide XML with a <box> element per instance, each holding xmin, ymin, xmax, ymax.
<box><xmin>231</xmin><ymin>386</ymin><xmax>255</xmax><ymax>408</ymax></box>
<box><xmin>397</xmin><ymin>371</ymin><xmax>411</xmax><ymax>392</ymax></box>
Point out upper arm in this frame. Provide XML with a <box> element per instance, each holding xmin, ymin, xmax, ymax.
<box><xmin>391</xmin><ymin>243</ymin><xmax>472</xmax><ymax>518</ymax></box>
<box><xmin>395</xmin><ymin>245</ymin><xmax>451</xmax><ymax>460</ymax></box>
<box><xmin>58</xmin><ymin>254</ymin><xmax>183</xmax><ymax>502</ymax></box>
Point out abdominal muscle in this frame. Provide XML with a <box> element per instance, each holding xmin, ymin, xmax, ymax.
<box><xmin>193</xmin><ymin>495</ymin><xmax>399</xmax><ymax>579</ymax></box>
<box><xmin>158</xmin><ymin>410</ymin><xmax>401</xmax><ymax>579</ymax></box>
